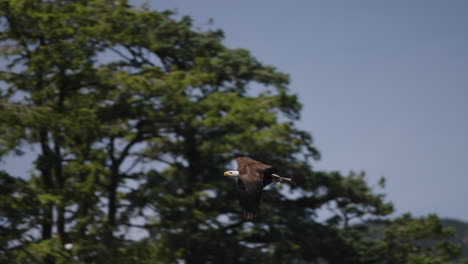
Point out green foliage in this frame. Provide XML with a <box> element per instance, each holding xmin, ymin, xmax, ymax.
<box><xmin>440</xmin><ymin>219</ymin><xmax>468</xmax><ymax>258</ymax></box>
<box><xmin>0</xmin><ymin>0</ymin><xmax>465</xmax><ymax>263</ymax></box>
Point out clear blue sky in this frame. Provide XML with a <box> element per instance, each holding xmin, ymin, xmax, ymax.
<box><xmin>3</xmin><ymin>0</ymin><xmax>468</xmax><ymax>221</ymax></box>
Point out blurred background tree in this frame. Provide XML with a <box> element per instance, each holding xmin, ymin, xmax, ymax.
<box><xmin>0</xmin><ymin>0</ymin><xmax>467</xmax><ymax>263</ymax></box>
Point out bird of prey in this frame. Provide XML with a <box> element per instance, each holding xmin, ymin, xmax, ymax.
<box><xmin>224</xmin><ymin>157</ymin><xmax>295</xmax><ymax>220</ymax></box>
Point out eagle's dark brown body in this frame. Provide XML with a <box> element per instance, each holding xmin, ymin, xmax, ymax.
<box><xmin>234</xmin><ymin>157</ymin><xmax>294</xmax><ymax>220</ymax></box>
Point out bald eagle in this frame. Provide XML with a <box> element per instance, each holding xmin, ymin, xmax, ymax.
<box><xmin>224</xmin><ymin>157</ymin><xmax>295</xmax><ymax>220</ymax></box>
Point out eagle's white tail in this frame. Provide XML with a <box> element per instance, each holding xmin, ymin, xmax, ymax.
<box><xmin>272</xmin><ymin>174</ymin><xmax>296</xmax><ymax>185</ymax></box>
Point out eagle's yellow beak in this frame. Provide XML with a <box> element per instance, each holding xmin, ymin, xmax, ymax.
<box><xmin>223</xmin><ymin>171</ymin><xmax>229</xmax><ymax>176</ymax></box>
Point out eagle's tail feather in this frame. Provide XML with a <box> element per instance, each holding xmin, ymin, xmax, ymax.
<box><xmin>272</xmin><ymin>174</ymin><xmax>296</xmax><ymax>185</ymax></box>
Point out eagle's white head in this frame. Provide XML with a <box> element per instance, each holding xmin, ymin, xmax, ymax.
<box><xmin>223</xmin><ymin>170</ymin><xmax>239</xmax><ymax>178</ymax></box>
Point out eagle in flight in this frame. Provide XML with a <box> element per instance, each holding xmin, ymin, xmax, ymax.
<box><xmin>224</xmin><ymin>157</ymin><xmax>295</xmax><ymax>220</ymax></box>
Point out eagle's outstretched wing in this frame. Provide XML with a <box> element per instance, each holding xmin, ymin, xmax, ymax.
<box><xmin>235</xmin><ymin>157</ymin><xmax>277</xmax><ymax>220</ymax></box>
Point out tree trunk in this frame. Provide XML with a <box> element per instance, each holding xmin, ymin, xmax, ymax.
<box><xmin>40</xmin><ymin>131</ymin><xmax>55</xmax><ymax>264</ymax></box>
<box><xmin>108</xmin><ymin>165</ymin><xmax>119</xmax><ymax>227</ymax></box>
<box><xmin>55</xmin><ymin>68</ymin><xmax>67</xmax><ymax>242</ymax></box>
<box><xmin>39</xmin><ymin>130</ymin><xmax>54</xmax><ymax>240</ymax></box>
<box><xmin>54</xmin><ymin>139</ymin><xmax>66</xmax><ymax>242</ymax></box>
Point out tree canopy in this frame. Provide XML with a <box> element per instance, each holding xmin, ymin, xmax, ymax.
<box><xmin>0</xmin><ymin>1</ymin><xmax>466</xmax><ymax>263</ymax></box>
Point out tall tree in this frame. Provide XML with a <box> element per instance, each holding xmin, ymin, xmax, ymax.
<box><xmin>0</xmin><ymin>1</ymin><xmax>466</xmax><ymax>263</ymax></box>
